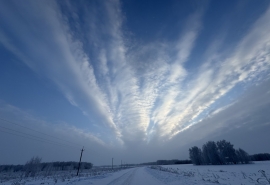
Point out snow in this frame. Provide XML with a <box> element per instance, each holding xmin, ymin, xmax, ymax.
<box><xmin>90</xmin><ymin>167</ymin><xmax>164</xmax><ymax>185</ymax></box>
<box><xmin>1</xmin><ymin>161</ymin><xmax>270</xmax><ymax>185</ymax></box>
<box><xmin>154</xmin><ymin>161</ymin><xmax>270</xmax><ymax>185</ymax></box>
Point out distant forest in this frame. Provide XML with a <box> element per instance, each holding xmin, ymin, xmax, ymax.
<box><xmin>189</xmin><ymin>140</ymin><xmax>270</xmax><ymax>165</ymax></box>
<box><xmin>140</xmin><ymin>159</ymin><xmax>192</xmax><ymax>166</ymax></box>
<box><xmin>0</xmin><ymin>157</ymin><xmax>92</xmax><ymax>174</ymax></box>
<box><xmin>250</xmin><ymin>153</ymin><xmax>270</xmax><ymax>161</ymax></box>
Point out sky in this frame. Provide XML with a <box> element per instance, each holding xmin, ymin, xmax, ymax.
<box><xmin>0</xmin><ymin>0</ymin><xmax>270</xmax><ymax>165</ymax></box>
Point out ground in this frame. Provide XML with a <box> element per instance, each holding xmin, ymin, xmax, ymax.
<box><xmin>1</xmin><ymin>161</ymin><xmax>270</xmax><ymax>185</ymax></box>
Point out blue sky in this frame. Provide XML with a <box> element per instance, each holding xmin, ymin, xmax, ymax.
<box><xmin>0</xmin><ymin>0</ymin><xmax>270</xmax><ymax>165</ymax></box>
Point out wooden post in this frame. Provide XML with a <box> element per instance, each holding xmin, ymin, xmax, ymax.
<box><xmin>77</xmin><ymin>147</ymin><xmax>84</xmax><ymax>176</ymax></box>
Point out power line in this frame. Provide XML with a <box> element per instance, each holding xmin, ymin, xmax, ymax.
<box><xmin>0</xmin><ymin>118</ymin><xmax>102</xmax><ymax>153</ymax></box>
<box><xmin>0</xmin><ymin>117</ymin><xmax>81</xmax><ymax>147</ymax></box>
<box><xmin>0</xmin><ymin>128</ymin><xmax>103</xmax><ymax>163</ymax></box>
<box><xmin>0</xmin><ymin>129</ymin><xmax>79</xmax><ymax>150</ymax></box>
<box><xmin>0</xmin><ymin>126</ymin><xmax>79</xmax><ymax>149</ymax></box>
<box><xmin>0</xmin><ymin>125</ymin><xmax>80</xmax><ymax>149</ymax></box>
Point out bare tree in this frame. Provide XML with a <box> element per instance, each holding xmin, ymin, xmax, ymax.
<box><xmin>236</xmin><ymin>148</ymin><xmax>250</xmax><ymax>164</ymax></box>
<box><xmin>189</xmin><ymin>140</ymin><xmax>251</xmax><ymax>165</ymax></box>
<box><xmin>202</xmin><ymin>144</ymin><xmax>210</xmax><ymax>164</ymax></box>
<box><xmin>189</xmin><ymin>146</ymin><xmax>203</xmax><ymax>165</ymax></box>
<box><xmin>217</xmin><ymin>140</ymin><xmax>238</xmax><ymax>164</ymax></box>
<box><xmin>24</xmin><ymin>156</ymin><xmax>42</xmax><ymax>177</ymax></box>
<box><xmin>204</xmin><ymin>141</ymin><xmax>221</xmax><ymax>165</ymax></box>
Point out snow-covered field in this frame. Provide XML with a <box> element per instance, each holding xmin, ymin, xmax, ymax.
<box><xmin>1</xmin><ymin>161</ymin><xmax>270</xmax><ymax>185</ymax></box>
<box><xmin>153</xmin><ymin>161</ymin><xmax>270</xmax><ymax>185</ymax></box>
<box><xmin>0</xmin><ymin>167</ymin><xmax>120</xmax><ymax>185</ymax></box>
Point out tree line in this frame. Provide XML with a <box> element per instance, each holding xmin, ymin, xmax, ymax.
<box><xmin>156</xmin><ymin>159</ymin><xmax>191</xmax><ymax>165</ymax></box>
<box><xmin>189</xmin><ymin>140</ymin><xmax>251</xmax><ymax>165</ymax></box>
<box><xmin>250</xmin><ymin>153</ymin><xmax>270</xmax><ymax>161</ymax></box>
<box><xmin>0</xmin><ymin>156</ymin><xmax>93</xmax><ymax>175</ymax></box>
<box><xmin>140</xmin><ymin>159</ymin><xmax>191</xmax><ymax>166</ymax></box>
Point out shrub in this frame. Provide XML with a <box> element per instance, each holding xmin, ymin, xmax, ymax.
<box><xmin>24</xmin><ymin>156</ymin><xmax>42</xmax><ymax>177</ymax></box>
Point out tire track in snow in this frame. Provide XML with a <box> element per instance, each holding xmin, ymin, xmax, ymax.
<box><xmin>107</xmin><ymin>168</ymin><xmax>137</xmax><ymax>185</ymax></box>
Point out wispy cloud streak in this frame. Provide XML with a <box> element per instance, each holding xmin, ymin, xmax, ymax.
<box><xmin>0</xmin><ymin>0</ymin><xmax>270</xmax><ymax>147</ymax></box>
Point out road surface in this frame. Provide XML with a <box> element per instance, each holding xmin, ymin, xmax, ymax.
<box><xmin>89</xmin><ymin>167</ymin><xmax>165</xmax><ymax>185</ymax></box>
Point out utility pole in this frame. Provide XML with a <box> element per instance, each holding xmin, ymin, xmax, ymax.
<box><xmin>112</xmin><ymin>158</ymin><xmax>114</xmax><ymax>170</ymax></box>
<box><xmin>77</xmin><ymin>147</ymin><xmax>84</xmax><ymax>176</ymax></box>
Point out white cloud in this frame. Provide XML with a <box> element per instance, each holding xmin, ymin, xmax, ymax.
<box><xmin>0</xmin><ymin>0</ymin><xmax>122</xmax><ymax>140</ymax></box>
<box><xmin>1</xmin><ymin>0</ymin><xmax>270</xmax><ymax>149</ymax></box>
<box><xmin>163</xmin><ymin>6</ymin><xmax>270</xmax><ymax>138</ymax></box>
<box><xmin>0</xmin><ymin>102</ymin><xmax>120</xmax><ymax>164</ymax></box>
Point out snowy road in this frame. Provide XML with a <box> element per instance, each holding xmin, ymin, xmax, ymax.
<box><xmin>89</xmin><ymin>167</ymin><xmax>164</xmax><ymax>185</ymax></box>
